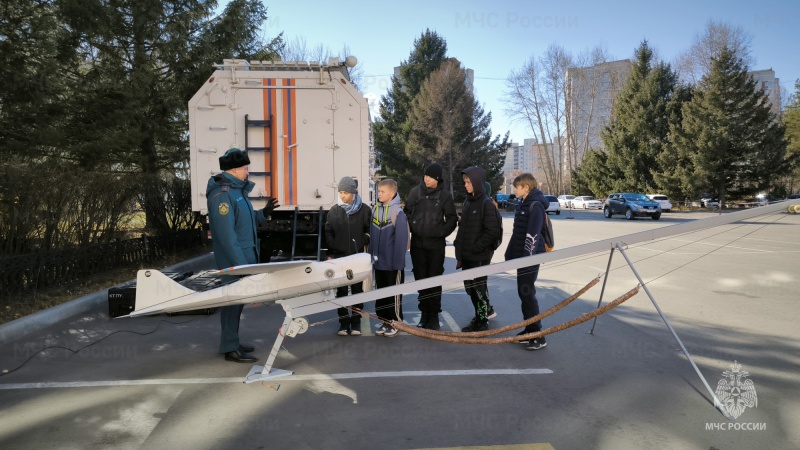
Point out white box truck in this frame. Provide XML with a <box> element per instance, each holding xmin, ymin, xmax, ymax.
<box><xmin>188</xmin><ymin>57</ymin><xmax>375</xmax><ymax>260</ymax></box>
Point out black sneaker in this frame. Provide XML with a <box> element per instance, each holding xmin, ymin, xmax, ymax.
<box><xmin>461</xmin><ymin>320</ymin><xmax>488</xmax><ymax>332</ymax></box>
<box><xmin>515</xmin><ymin>330</ymin><xmax>529</xmax><ymax>344</ymax></box>
<box><xmin>526</xmin><ymin>336</ymin><xmax>547</xmax><ymax>351</ymax></box>
<box><xmin>487</xmin><ymin>306</ymin><xmax>497</xmax><ymax>320</ymax></box>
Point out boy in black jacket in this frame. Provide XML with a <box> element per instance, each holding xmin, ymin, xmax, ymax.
<box><xmin>404</xmin><ymin>163</ymin><xmax>458</xmax><ymax>329</ymax></box>
<box><xmin>504</xmin><ymin>173</ymin><xmax>549</xmax><ymax>350</ymax></box>
<box><xmin>324</xmin><ymin>177</ymin><xmax>371</xmax><ymax>336</ymax></box>
<box><xmin>454</xmin><ymin>166</ymin><xmax>500</xmax><ymax>332</ymax></box>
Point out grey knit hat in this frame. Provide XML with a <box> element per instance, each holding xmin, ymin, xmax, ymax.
<box><xmin>337</xmin><ymin>176</ymin><xmax>358</xmax><ymax>194</ymax></box>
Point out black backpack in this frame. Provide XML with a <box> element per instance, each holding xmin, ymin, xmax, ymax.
<box><xmin>476</xmin><ymin>197</ymin><xmax>503</xmax><ymax>251</ymax></box>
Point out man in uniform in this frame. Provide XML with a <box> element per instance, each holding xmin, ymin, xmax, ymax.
<box><xmin>206</xmin><ymin>148</ymin><xmax>278</xmax><ymax>362</ymax></box>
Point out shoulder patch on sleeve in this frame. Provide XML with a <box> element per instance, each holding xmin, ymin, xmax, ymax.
<box><xmin>218</xmin><ymin>202</ymin><xmax>230</xmax><ymax>215</ymax></box>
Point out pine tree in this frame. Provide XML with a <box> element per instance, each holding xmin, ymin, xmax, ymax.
<box><xmin>406</xmin><ymin>58</ymin><xmax>508</xmax><ymax>199</ymax></box>
<box><xmin>58</xmin><ymin>0</ymin><xmax>280</xmax><ymax>233</ymax></box>
<box><xmin>572</xmin><ymin>149</ymin><xmax>614</xmax><ymax>197</ymax></box>
<box><xmin>373</xmin><ymin>30</ymin><xmax>448</xmax><ymax>194</ymax></box>
<box><xmin>782</xmin><ymin>79</ymin><xmax>800</xmax><ymax>194</ymax></box>
<box><xmin>671</xmin><ymin>47</ymin><xmax>789</xmax><ymax>205</ymax></box>
<box><xmin>601</xmin><ymin>41</ymin><xmax>684</xmax><ymax>194</ymax></box>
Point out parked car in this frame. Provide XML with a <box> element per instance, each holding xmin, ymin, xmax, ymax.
<box><xmin>786</xmin><ymin>193</ymin><xmax>800</xmax><ymax>200</ymax></box>
<box><xmin>496</xmin><ymin>193</ymin><xmax>510</xmax><ymax>209</ymax></box>
<box><xmin>557</xmin><ymin>194</ymin><xmax>576</xmax><ymax>208</ymax></box>
<box><xmin>647</xmin><ymin>194</ymin><xmax>673</xmax><ymax>212</ymax></box>
<box><xmin>603</xmin><ymin>192</ymin><xmax>661</xmax><ymax>220</ymax></box>
<box><xmin>700</xmin><ymin>194</ymin><xmax>720</xmax><ymax>208</ymax></box>
<box><xmin>505</xmin><ymin>194</ymin><xmax>519</xmax><ymax>211</ymax></box>
<box><xmin>544</xmin><ymin>195</ymin><xmax>561</xmax><ymax>215</ymax></box>
<box><xmin>571</xmin><ymin>195</ymin><xmax>603</xmax><ymax>210</ymax></box>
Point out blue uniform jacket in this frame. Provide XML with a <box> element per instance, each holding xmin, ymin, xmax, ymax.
<box><xmin>206</xmin><ymin>173</ymin><xmax>268</xmax><ymax>269</ymax></box>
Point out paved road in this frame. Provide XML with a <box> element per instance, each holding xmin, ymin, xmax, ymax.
<box><xmin>1</xmin><ymin>208</ymin><xmax>799</xmax><ymax>449</ymax></box>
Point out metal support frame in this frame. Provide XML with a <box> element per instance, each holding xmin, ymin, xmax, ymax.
<box><xmin>611</xmin><ymin>243</ymin><xmax>733</xmax><ymax>420</ymax></box>
<box><xmin>589</xmin><ymin>247</ymin><xmax>615</xmax><ymax>334</ymax></box>
<box><xmin>242</xmin><ymin>201</ymin><xmax>792</xmax><ymax>411</ymax></box>
<box><xmin>244</xmin><ymin>290</ymin><xmax>338</xmax><ymax>383</ymax></box>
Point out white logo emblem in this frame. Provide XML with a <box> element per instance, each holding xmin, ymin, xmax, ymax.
<box><xmin>715</xmin><ymin>361</ymin><xmax>757</xmax><ymax>419</ymax></box>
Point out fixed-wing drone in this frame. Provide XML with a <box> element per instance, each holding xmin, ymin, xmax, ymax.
<box><xmin>128</xmin><ymin>253</ymin><xmax>373</xmax><ymax>317</ymax></box>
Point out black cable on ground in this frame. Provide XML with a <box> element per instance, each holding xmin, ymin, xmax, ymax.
<box><xmin>0</xmin><ymin>316</ymin><xmax>204</xmax><ymax>377</ymax></box>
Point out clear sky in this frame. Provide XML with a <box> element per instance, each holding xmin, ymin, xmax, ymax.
<box><xmin>246</xmin><ymin>0</ymin><xmax>799</xmax><ymax>144</ymax></box>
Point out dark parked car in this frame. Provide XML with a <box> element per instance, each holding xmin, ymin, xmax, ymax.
<box><xmin>604</xmin><ymin>192</ymin><xmax>662</xmax><ymax>220</ymax></box>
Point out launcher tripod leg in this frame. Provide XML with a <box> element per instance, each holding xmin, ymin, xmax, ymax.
<box><xmin>589</xmin><ymin>247</ymin><xmax>615</xmax><ymax>334</ymax></box>
<box><xmin>244</xmin><ymin>315</ymin><xmax>294</xmax><ymax>383</ymax></box>
<box><xmin>614</xmin><ymin>243</ymin><xmax>732</xmax><ymax>420</ymax></box>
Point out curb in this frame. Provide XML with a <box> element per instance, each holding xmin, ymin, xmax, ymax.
<box><xmin>0</xmin><ymin>252</ymin><xmax>216</xmax><ymax>345</ymax></box>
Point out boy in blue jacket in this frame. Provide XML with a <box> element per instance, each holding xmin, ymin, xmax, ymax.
<box><xmin>370</xmin><ymin>179</ymin><xmax>409</xmax><ymax>337</ymax></box>
<box><xmin>504</xmin><ymin>173</ymin><xmax>549</xmax><ymax>350</ymax></box>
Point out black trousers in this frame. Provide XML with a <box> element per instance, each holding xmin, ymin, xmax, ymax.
<box><xmin>517</xmin><ymin>264</ymin><xmax>542</xmax><ymax>332</ymax></box>
<box><xmin>462</xmin><ymin>259</ymin><xmax>491</xmax><ymax>321</ymax></box>
<box><xmin>374</xmin><ymin>269</ymin><xmax>404</xmax><ymax>321</ymax></box>
<box><xmin>336</xmin><ymin>282</ymin><xmax>364</xmax><ymax>326</ymax></box>
<box><xmin>410</xmin><ymin>246</ymin><xmax>446</xmax><ymax>313</ymax></box>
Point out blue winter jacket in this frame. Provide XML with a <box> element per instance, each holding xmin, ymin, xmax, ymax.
<box><xmin>504</xmin><ymin>188</ymin><xmax>550</xmax><ymax>260</ymax></box>
<box><xmin>206</xmin><ymin>173</ymin><xmax>268</xmax><ymax>269</ymax></box>
<box><xmin>370</xmin><ymin>192</ymin><xmax>409</xmax><ymax>271</ymax></box>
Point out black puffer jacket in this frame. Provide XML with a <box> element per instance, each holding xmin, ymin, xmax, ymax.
<box><xmin>324</xmin><ymin>202</ymin><xmax>371</xmax><ymax>258</ymax></box>
<box><xmin>404</xmin><ymin>182</ymin><xmax>458</xmax><ymax>250</ymax></box>
<box><xmin>454</xmin><ymin>167</ymin><xmax>499</xmax><ymax>262</ymax></box>
<box><xmin>505</xmin><ymin>188</ymin><xmax>549</xmax><ymax>260</ymax></box>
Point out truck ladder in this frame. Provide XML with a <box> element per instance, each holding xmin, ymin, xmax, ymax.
<box><xmin>244</xmin><ymin>114</ymin><xmax>273</xmax><ymax>200</ymax></box>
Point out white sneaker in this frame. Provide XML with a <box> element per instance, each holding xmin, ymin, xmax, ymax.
<box><xmin>383</xmin><ymin>325</ymin><xmax>398</xmax><ymax>337</ymax></box>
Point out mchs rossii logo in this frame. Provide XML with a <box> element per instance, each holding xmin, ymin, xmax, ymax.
<box><xmin>706</xmin><ymin>361</ymin><xmax>765</xmax><ymax>431</ymax></box>
<box><xmin>715</xmin><ymin>360</ymin><xmax>757</xmax><ymax>419</ymax></box>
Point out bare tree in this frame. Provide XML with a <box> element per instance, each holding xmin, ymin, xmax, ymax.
<box><xmin>277</xmin><ymin>37</ymin><xmax>364</xmax><ymax>91</ymax></box>
<box><xmin>504</xmin><ymin>44</ymin><xmax>573</xmax><ymax>194</ymax></box>
<box><xmin>675</xmin><ymin>19</ymin><xmax>754</xmax><ymax>85</ymax></box>
<box><xmin>565</xmin><ymin>46</ymin><xmax>621</xmax><ymax>175</ymax></box>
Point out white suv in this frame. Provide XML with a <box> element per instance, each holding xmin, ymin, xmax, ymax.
<box><xmin>647</xmin><ymin>194</ymin><xmax>672</xmax><ymax>212</ymax></box>
<box><xmin>557</xmin><ymin>195</ymin><xmax>575</xmax><ymax>208</ymax></box>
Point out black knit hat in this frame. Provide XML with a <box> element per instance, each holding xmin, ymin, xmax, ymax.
<box><xmin>424</xmin><ymin>163</ymin><xmax>443</xmax><ymax>182</ymax></box>
<box><xmin>219</xmin><ymin>148</ymin><xmax>250</xmax><ymax>171</ymax></box>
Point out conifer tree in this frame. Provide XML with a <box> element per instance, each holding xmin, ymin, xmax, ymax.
<box><xmin>406</xmin><ymin>58</ymin><xmax>508</xmax><ymax>199</ymax></box>
<box><xmin>601</xmin><ymin>41</ymin><xmax>684</xmax><ymax>194</ymax></box>
<box><xmin>671</xmin><ymin>47</ymin><xmax>789</xmax><ymax>205</ymax></box>
<box><xmin>373</xmin><ymin>30</ymin><xmax>448</xmax><ymax>194</ymax></box>
<box><xmin>782</xmin><ymin>79</ymin><xmax>800</xmax><ymax>194</ymax></box>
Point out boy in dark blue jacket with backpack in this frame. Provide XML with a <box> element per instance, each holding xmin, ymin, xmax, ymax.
<box><xmin>504</xmin><ymin>173</ymin><xmax>550</xmax><ymax>350</ymax></box>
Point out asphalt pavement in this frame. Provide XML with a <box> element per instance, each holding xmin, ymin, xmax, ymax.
<box><xmin>1</xmin><ymin>207</ymin><xmax>798</xmax><ymax>449</ymax></box>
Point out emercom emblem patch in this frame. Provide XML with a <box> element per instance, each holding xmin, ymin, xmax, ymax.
<box><xmin>218</xmin><ymin>202</ymin><xmax>230</xmax><ymax>216</ymax></box>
